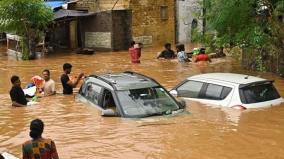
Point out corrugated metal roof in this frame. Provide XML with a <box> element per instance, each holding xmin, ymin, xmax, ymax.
<box><xmin>54</xmin><ymin>9</ymin><xmax>94</xmax><ymax>20</ymax></box>
<box><xmin>45</xmin><ymin>1</ymin><xmax>65</xmax><ymax>9</ymax></box>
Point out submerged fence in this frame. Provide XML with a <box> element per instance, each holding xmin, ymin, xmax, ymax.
<box><xmin>241</xmin><ymin>47</ymin><xmax>284</xmax><ymax>75</ymax></box>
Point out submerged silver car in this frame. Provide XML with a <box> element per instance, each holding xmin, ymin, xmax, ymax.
<box><xmin>76</xmin><ymin>71</ymin><xmax>185</xmax><ymax>118</ymax></box>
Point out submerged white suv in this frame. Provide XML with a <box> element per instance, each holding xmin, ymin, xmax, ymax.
<box><xmin>170</xmin><ymin>73</ymin><xmax>283</xmax><ymax>109</ymax></box>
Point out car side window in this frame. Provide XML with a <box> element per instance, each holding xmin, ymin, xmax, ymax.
<box><xmin>177</xmin><ymin>80</ymin><xmax>204</xmax><ymax>98</ymax></box>
<box><xmin>85</xmin><ymin>83</ymin><xmax>102</xmax><ymax>105</ymax></box>
<box><xmin>79</xmin><ymin>81</ymin><xmax>87</xmax><ymax>96</ymax></box>
<box><xmin>101</xmin><ymin>89</ymin><xmax>117</xmax><ymax>110</ymax></box>
<box><xmin>204</xmin><ymin>84</ymin><xmax>232</xmax><ymax>100</ymax></box>
<box><xmin>221</xmin><ymin>87</ymin><xmax>232</xmax><ymax>99</ymax></box>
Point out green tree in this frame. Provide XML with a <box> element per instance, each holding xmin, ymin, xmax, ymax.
<box><xmin>193</xmin><ymin>0</ymin><xmax>284</xmax><ymax>71</ymax></box>
<box><xmin>0</xmin><ymin>0</ymin><xmax>53</xmax><ymax>60</ymax></box>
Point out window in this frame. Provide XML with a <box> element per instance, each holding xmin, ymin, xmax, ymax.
<box><xmin>191</xmin><ymin>19</ymin><xmax>198</xmax><ymax>29</ymax></box>
<box><xmin>221</xmin><ymin>87</ymin><xmax>232</xmax><ymax>99</ymax></box>
<box><xmin>117</xmin><ymin>87</ymin><xmax>180</xmax><ymax>118</ymax></box>
<box><xmin>85</xmin><ymin>83</ymin><xmax>102</xmax><ymax>105</ymax></box>
<box><xmin>160</xmin><ymin>6</ymin><xmax>168</xmax><ymax>20</ymax></box>
<box><xmin>79</xmin><ymin>82</ymin><xmax>87</xmax><ymax>96</ymax></box>
<box><xmin>204</xmin><ymin>84</ymin><xmax>232</xmax><ymax>100</ymax></box>
<box><xmin>240</xmin><ymin>83</ymin><xmax>280</xmax><ymax>104</ymax></box>
<box><xmin>177</xmin><ymin>81</ymin><xmax>204</xmax><ymax>98</ymax></box>
<box><xmin>102</xmin><ymin>89</ymin><xmax>116</xmax><ymax>110</ymax></box>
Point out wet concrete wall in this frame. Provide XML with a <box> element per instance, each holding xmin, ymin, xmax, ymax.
<box><xmin>176</xmin><ymin>0</ymin><xmax>202</xmax><ymax>44</ymax></box>
<box><xmin>129</xmin><ymin>0</ymin><xmax>175</xmax><ymax>47</ymax></box>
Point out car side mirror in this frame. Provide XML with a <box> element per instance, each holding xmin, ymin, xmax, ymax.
<box><xmin>178</xmin><ymin>100</ymin><xmax>186</xmax><ymax>109</ymax></box>
<box><xmin>101</xmin><ymin>109</ymin><xmax>117</xmax><ymax>117</ymax></box>
<box><xmin>170</xmin><ymin>90</ymin><xmax>178</xmax><ymax>96</ymax></box>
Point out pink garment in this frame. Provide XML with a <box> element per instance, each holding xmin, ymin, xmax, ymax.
<box><xmin>129</xmin><ymin>48</ymin><xmax>141</xmax><ymax>63</ymax></box>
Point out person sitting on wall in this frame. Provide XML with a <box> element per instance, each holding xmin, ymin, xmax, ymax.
<box><xmin>129</xmin><ymin>41</ymin><xmax>141</xmax><ymax>64</ymax></box>
<box><xmin>193</xmin><ymin>49</ymin><xmax>212</xmax><ymax>63</ymax></box>
<box><xmin>157</xmin><ymin>43</ymin><xmax>176</xmax><ymax>59</ymax></box>
<box><xmin>9</xmin><ymin>75</ymin><xmax>29</xmax><ymax>107</ymax></box>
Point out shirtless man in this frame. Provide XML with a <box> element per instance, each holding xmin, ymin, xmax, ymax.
<box><xmin>41</xmin><ymin>69</ymin><xmax>56</xmax><ymax>96</ymax></box>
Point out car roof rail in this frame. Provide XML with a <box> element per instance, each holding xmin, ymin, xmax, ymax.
<box><xmin>123</xmin><ymin>71</ymin><xmax>159</xmax><ymax>84</ymax></box>
<box><xmin>124</xmin><ymin>71</ymin><xmax>181</xmax><ymax>105</ymax></box>
<box><xmin>88</xmin><ymin>74</ymin><xmax>117</xmax><ymax>90</ymax></box>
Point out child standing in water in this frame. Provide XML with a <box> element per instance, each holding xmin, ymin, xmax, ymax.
<box><xmin>129</xmin><ymin>41</ymin><xmax>142</xmax><ymax>64</ymax></box>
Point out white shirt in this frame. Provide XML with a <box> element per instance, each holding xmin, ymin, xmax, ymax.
<box><xmin>42</xmin><ymin>79</ymin><xmax>56</xmax><ymax>95</ymax></box>
<box><xmin>177</xmin><ymin>51</ymin><xmax>188</xmax><ymax>62</ymax></box>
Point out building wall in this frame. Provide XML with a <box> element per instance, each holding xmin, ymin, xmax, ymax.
<box><xmin>76</xmin><ymin>0</ymin><xmax>129</xmax><ymax>12</ymax></box>
<box><xmin>69</xmin><ymin>20</ymin><xmax>78</xmax><ymax>49</ymax></box>
<box><xmin>129</xmin><ymin>0</ymin><xmax>175</xmax><ymax>46</ymax></box>
<box><xmin>176</xmin><ymin>0</ymin><xmax>202</xmax><ymax>43</ymax></box>
<box><xmin>51</xmin><ymin>22</ymin><xmax>70</xmax><ymax>48</ymax></box>
<box><xmin>112</xmin><ymin>10</ymin><xmax>132</xmax><ymax>51</ymax></box>
<box><xmin>76</xmin><ymin>0</ymin><xmax>176</xmax><ymax>47</ymax></box>
<box><xmin>79</xmin><ymin>10</ymin><xmax>132</xmax><ymax>51</ymax></box>
<box><xmin>80</xmin><ymin>11</ymin><xmax>113</xmax><ymax>50</ymax></box>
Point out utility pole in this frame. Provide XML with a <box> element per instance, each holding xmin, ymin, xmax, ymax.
<box><xmin>202</xmin><ymin>0</ymin><xmax>206</xmax><ymax>35</ymax></box>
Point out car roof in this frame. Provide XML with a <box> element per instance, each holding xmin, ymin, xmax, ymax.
<box><xmin>90</xmin><ymin>72</ymin><xmax>159</xmax><ymax>90</ymax></box>
<box><xmin>188</xmin><ymin>73</ymin><xmax>267</xmax><ymax>85</ymax></box>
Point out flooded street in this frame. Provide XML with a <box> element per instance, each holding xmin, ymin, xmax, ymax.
<box><xmin>1</xmin><ymin>46</ymin><xmax>284</xmax><ymax>159</ymax></box>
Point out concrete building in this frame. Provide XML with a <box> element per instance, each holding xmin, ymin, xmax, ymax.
<box><xmin>175</xmin><ymin>0</ymin><xmax>202</xmax><ymax>44</ymax></box>
<box><xmin>47</xmin><ymin>0</ymin><xmax>202</xmax><ymax>51</ymax></box>
<box><xmin>75</xmin><ymin>0</ymin><xmax>176</xmax><ymax>50</ymax></box>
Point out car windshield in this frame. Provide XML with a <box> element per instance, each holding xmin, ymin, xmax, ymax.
<box><xmin>240</xmin><ymin>83</ymin><xmax>280</xmax><ymax>104</ymax></box>
<box><xmin>117</xmin><ymin>87</ymin><xmax>180</xmax><ymax>117</ymax></box>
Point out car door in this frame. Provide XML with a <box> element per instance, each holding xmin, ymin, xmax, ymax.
<box><xmin>84</xmin><ymin>82</ymin><xmax>104</xmax><ymax>109</ymax></box>
<box><xmin>100</xmin><ymin>88</ymin><xmax>118</xmax><ymax>110</ymax></box>
<box><xmin>175</xmin><ymin>80</ymin><xmax>205</xmax><ymax>100</ymax></box>
<box><xmin>198</xmin><ymin>83</ymin><xmax>234</xmax><ymax>107</ymax></box>
<box><xmin>174</xmin><ymin>80</ymin><xmax>234</xmax><ymax>107</ymax></box>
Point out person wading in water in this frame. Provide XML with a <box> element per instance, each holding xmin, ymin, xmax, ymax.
<box><xmin>9</xmin><ymin>75</ymin><xmax>29</xmax><ymax>107</ymax></box>
<box><xmin>61</xmin><ymin>63</ymin><xmax>84</xmax><ymax>94</ymax></box>
<box><xmin>22</xmin><ymin>119</ymin><xmax>59</xmax><ymax>159</ymax></box>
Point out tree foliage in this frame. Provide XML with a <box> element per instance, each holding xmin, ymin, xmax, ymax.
<box><xmin>193</xmin><ymin>0</ymin><xmax>284</xmax><ymax>71</ymax></box>
<box><xmin>0</xmin><ymin>0</ymin><xmax>53</xmax><ymax>59</ymax></box>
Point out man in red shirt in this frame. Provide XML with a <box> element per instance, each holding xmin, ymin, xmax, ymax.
<box><xmin>193</xmin><ymin>52</ymin><xmax>212</xmax><ymax>63</ymax></box>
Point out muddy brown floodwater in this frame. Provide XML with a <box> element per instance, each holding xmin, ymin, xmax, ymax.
<box><xmin>0</xmin><ymin>45</ymin><xmax>284</xmax><ymax>159</ymax></box>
